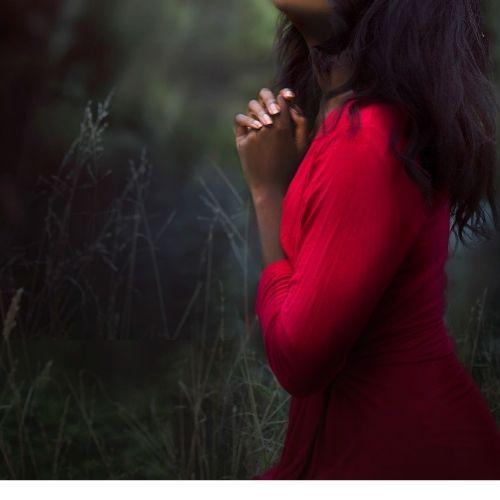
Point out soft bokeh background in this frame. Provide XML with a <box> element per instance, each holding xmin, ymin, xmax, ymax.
<box><xmin>0</xmin><ymin>0</ymin><xmax>499</xmax><ymax>479</ymax></box>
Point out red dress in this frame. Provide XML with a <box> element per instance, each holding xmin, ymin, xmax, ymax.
<box><xmin>252</xmin><ymin>100</ymin><xmax>500</xmax><ymax>479</ymax></box>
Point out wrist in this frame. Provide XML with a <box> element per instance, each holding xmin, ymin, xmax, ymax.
<box><xmin>251</xmin><ymin>186</ymin><xmax>286</xmax><ymax>206</ymax></box>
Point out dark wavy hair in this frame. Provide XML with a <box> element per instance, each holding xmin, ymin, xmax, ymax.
<box><xmin>270</xmin><ymin>0</ymin><xmax>500</xmax><ymax>248</ymax></box>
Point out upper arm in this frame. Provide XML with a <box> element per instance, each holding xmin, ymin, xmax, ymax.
<box><xmin>255</xmin><ymin>124</ymin><xmax>428</xmax><ymax>398</ymax></box>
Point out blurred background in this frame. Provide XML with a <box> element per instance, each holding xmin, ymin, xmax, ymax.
<box><xmin>0</xmin><ymin>0</ymin><xmax>499</xmax><ymax>479</ymax></box>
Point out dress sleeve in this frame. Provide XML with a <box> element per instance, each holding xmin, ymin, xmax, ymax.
<box><xmin>255</xmin><ymin>124</ymin><xmax>429</xmax><ymax>398</ymax></box>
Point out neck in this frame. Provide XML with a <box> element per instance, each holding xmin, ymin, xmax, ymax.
<box><xmin>323</xmin><ymin>89</ymin><xmax>355</xmax><ymax>116</ymax></box>
<box><xmin>319</xmin><ymin>55</ymin><xmax>354</xmax><ymax>114</ymax></box>
<box><xmin>312</xmin><ymin>58</ymin><xmax>355</xmax><ymax>130</ymax></box>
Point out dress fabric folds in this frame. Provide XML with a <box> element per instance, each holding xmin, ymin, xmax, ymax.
<box><xmin>252</xmin><ymin>100</ymin><xmax>500</xmax><ymax>479</ymax></box>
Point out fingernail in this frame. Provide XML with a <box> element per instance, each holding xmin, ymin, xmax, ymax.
<box><xmin>262</xmin><ymin>114</ymin><xmax>273</xmax><ymax>125</ymax></box>
<box><xmin>253</xmin><ymin>120</ymin><xmax>263</xmax><ymax>128</ymax></box>
<box><xmin>269</xmin><ymin>103</ymin><xmax>280</xmax><ymax>115</ymax></box>
<box><xmin>283</xmin><ymin>89</ymin><xmax>295</xmax><ymax>98</ymax></box>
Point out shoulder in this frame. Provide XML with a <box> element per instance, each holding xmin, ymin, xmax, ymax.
<box><xmin>306</xmin><ymin>100</ymin><xmax>429</xmax><ymax>215</ymax></box>
<box><xmin>317</xmin><ymin>100</ymin><xmax>405</xmax><ymax>154</ymax></box>
<box><xmin>311</xmin><ymin>100</ymin><xmax>405</xmax><ymax>179</ymax></box>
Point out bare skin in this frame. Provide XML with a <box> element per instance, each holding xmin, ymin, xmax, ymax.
<box><xmin>234</xmin><ymin>0</ymin><xmax>354</xmax><ymax>267</ymax></box>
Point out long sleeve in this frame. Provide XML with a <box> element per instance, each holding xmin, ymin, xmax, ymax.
<box><xmin>255</xmin><ymin>123</ymin><xmax>429</xmax><ymax>398</ymax></box>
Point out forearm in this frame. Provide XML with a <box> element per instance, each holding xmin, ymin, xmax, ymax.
<box><xmin>252</xmin><ymin>188</ymin><xmax>286</xmax><ymax>267</ymax></box>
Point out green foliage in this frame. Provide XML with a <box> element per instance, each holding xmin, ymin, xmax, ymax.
<box><xmin>0</xmin><ymin>0</ymin><xmax>499</xmax><ymax>479</ymax></box>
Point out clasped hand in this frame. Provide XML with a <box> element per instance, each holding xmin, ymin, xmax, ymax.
<box><xmin>234</xmin><ymin>87</ymin><xmax>309</xmax><ymax>196</ymax></box>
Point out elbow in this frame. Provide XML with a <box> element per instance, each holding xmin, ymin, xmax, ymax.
<box><xmin>264</xmin><ymin>327</ymin><xmax>348</xmax><ymax>398</ymax></box>
<box><xmin>272</xmin><ymin>354</ymin><xmax>348</xmax><ymax>398</ymax></box>
<box><xmin>274</xmin><ymin>370</ymin><xmax>324</xmax><ymax>398</ymax></box>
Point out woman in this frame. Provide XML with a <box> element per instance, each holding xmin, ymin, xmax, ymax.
<box><xmin>233</xmin><ymin>0</ymin><xmax>500</xmax><ymax>479</ymax></box>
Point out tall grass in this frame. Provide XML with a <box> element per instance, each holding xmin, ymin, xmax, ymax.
<box><xmin>455</xmin><ymin>287</ymin><xmax>500</xmax><ymax>421</ymax></box>
<box><xmin>0</xmin><ymin>262</ymin><xmax>288</xmax><ymax>479</ymax></box>
<box><xmin>0</xmin><ymin>94</ymin><xmax>289</xmax><ymax>478</ymax></box>
<box><xmin>0</xmin><ymin>91</ymin><xmax>176</xmax><ymax>339</ymax></box>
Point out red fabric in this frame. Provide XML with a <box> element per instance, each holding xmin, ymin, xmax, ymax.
<box><xmin>252</xmin><ymin>100</ymin><xmax>500</xmax><ymax>479</ymax></box>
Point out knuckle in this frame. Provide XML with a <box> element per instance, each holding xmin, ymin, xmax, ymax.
<box><xmin>259</xmin><ymin>88</ymin><xmax>272</xmax><ymax>99</ymax></box>
<box><xmin>275</xmin><ymin>121</ymin><xmax>287</xmax><ymax>132</ymax></box>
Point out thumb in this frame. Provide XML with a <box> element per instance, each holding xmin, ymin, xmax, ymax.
<box><xmin>276</xmin><ymin>94</ymin><xmax>292</xmax><ymax>126</ymax></box>
<box><xmin>289</xmin><ymin>105</ymin><xmax>307</xmax><ymax>126</ymax></box>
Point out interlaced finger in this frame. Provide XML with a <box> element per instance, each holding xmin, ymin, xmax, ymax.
<box><xmin>234</xmin><ymin>113</ymin><xmax>263</xmax><ymax>139</ymax></box>
<box><xmin>259</xmin><ymin>88</ymin><xmax>281</xmax><ymax>116</ymax></box>
<box><xmin>247</xmin><ymin>99</ymin><xmax>273</xmax><ymax>126</ymax></box>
